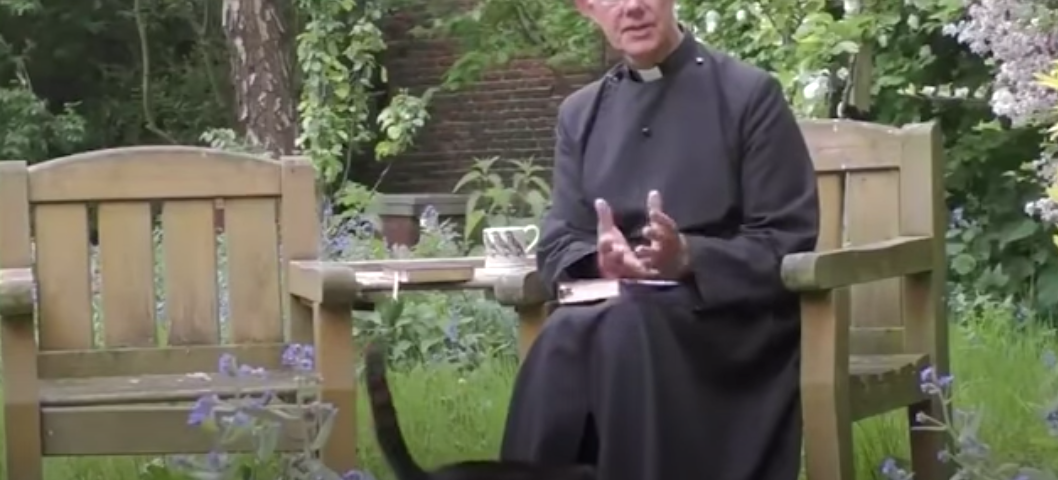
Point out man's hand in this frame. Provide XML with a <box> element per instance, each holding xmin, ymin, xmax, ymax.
<box><xmin>595</xmin><ymin>198</ymin><xmax>654</xmax><ymax>279</ymax></box>
<box><xmin>635</xmin><ymin>190</ymin><xmax>690</xmax><ymax>279</ymax></box>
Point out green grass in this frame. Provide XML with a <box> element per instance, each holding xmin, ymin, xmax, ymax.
<box><xmin>2</xmin><ymin>314</ymin><xmax>1056</xmax><ymax>480</ymax></box>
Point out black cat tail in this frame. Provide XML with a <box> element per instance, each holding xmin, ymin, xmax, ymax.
<box><xmin>364</xmin><ymin>342</ymin><xmax>429</xmax><ymax>480</ymax></box>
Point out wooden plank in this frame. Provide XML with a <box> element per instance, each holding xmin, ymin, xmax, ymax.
<box><xmin>28</xmin><ymin>146</ymin><xmax>282</xmax><ymax>202</ymax></box>
<box><xmin>162</xmin><ymin>200</ymin><xmax>220</xmax><ymax>345</ymax></box>
<box><xmin>815</xmin><ymin>172</ymin><xmax>844</xmax><ymax>251</ymax></box>
<box><xmin>898</xmin><ymin>122</ymin><xmax>949</xmax><ymax>356</ymax></box>
<box><xmin>384</xmin><ymin>264</ymin><xmax>476</xmax><ymax>283</ymax></box>
<box><xmin>315</xmin><ymin>304</ymin><xmax>358</xmax><ymax>474</ymax></box>
<box><xmin>42</xmin><ymin>405</ymin><xmax>310</xmax><ymax>455</ymax></box>
<box><xmin>845</xmin><ymin>169</ymin><xmax>903</xmax><ymax>329</ymax></box>
<box><xmin>41</xmin><ymin>371</ymin><xmax>302</xmax><ymax>407</ymax></box>
<box><xmin>224</xmin><ymin>198</ymin><xmax>283</xmax><ymax>342</ymax></box>
<box><xmin>98</xmin><ymin>202</ymin><xmax>157</xmax><ymax>347</ymax></box>
<box><xmin>801</xmin><ymin>119</ymin><xmax>904</xmax><ymax>173</ymax></box>
<box><xmin>37</xmin><ymin>343</ymin><xmax>288</xmax><ymax>379</ymax></box>
<box><xmin>848</xmin><ymin>353</ymin><xmax>929</xmax><ymax>421</ymax></box>
<box><xmin>35</xmin><ymin>204</ymin><xmax>94</xmax><ymax>350</ymax></box>
<box><xmin>0</xmin><ymin>161</ymin><xmax>43</xmax><ymax>479</ymax></box>
<box><xmin>279</xmin><ymin>157</ymin><xmax>320</xmax><ymax>345</ymax></box>
<box><xmin>851</xmin><ymin>327</ymin><xmax>905</xmax><ymax>355</ymax></box>
<box><xmin>800</xmin><ymin>289</ymin><xmax>853</xmax><ymax>480</ymax></box>
<box><xmin>781</xmin><ymin>236</ymin><xmax>932</xmax><ymax>291</ymax></box>
<box><xmin>898</xmin><ymin>122</ymin><xmax>953</xmax><ymax>480</ymax></box>
<box><xmin>342</xmin><ymin>256</ymin><xmax>488</xmax><ymax>270</ymax></box>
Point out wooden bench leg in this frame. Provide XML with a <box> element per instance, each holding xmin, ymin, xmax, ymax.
<box><xmin>515</xmin><ymin>303</ymin><xmax>546</xmax><ymax>363</ymax></box>
<box><xmin>2</xmin><ymin>317</ymin><xmax>43</xmax><ymax>480</ymax></box>
<box><xmin>908</xmin><ymin>398</ymin><xmax>948</xmax><ymax>480</ymax></box>
<box><xmin>803</xmin><ymin>395</ymin><xmax>854</xmax><ymax>480</ymax></box>
<box><xmin>902</xmin><ymin>272</ymin><xmax>952</xmax><ymax>480</ymax></box>
<box><xmin>314</xmin><ymin>303</ymin><xmax>358</xmax><ymax>474</ymax></box>
<box><xmin>801</xmin><ymin>290</ymin><xmax>854</xmax><ymax>480</ymax></box>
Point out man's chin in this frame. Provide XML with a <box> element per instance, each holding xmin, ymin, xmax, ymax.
<box><xmin>621</xmin><ymin>41</ymin><xmax>661</xmax><ymax>63</ymax></box>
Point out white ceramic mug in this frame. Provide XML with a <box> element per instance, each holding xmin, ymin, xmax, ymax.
<box><xmin>482</xmin><ymin>225</ymin><xmax>540</xmax><ymax>269</ymax></box>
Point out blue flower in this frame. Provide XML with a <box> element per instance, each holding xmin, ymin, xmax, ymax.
<box><xmin>218</xmin><ymin>353</ymin><xmax>238</xmax><ymax>376</ymax></box>
<box><xmin>1044</xmin><ymin>407</ymin><xmax>1058</xmax><ymax>436</ymax></box>
<box><xmin>188</xmin><ymin>394</ymin><xmax>219</xmax><ymax>426</ymax></box>
<box><xmin>227</xmin><ymin>411</ymin><xmax>252</xmax><ymax>428</ymax></box>
<box><xmin>880</xmin><ymin>458</ymin><xmax>912</xmax><ymax>480</ymax></box>
<box><xmin>918</xmin><ymin>365</ymin><xmax>953</xmax><ymax>394</ymax></box>
<box><xmin>281</xmin><ymin>343</ymin><xmax>315</xmax><ymax>372</ymax></box>
<box><xmin>342</xmin><ymin>469</ymin><xmax>377</xmax><ymax>480</ymax></box>
<box><xmin>206</xmin><ymin>450</ymin><xmax>228</xmax><ymax>471</ymax></box>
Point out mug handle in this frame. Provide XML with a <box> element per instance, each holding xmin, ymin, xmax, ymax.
<box><xmin>523</xmin><ymin>225</ymin><xmax>541</xmax><ymax>253</ymax></box>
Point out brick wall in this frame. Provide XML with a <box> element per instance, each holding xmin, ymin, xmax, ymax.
<box><xmin>361</xmin><ymin>9</ymin><xmax>609</xmax><ymax>193</ymax></box>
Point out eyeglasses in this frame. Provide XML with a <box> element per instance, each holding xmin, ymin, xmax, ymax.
<box><xmin>592</xmin><ymin>0</ymin><xmax>636</xmax><ymax>7</ymax></box>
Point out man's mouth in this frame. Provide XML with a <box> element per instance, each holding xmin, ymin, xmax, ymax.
<box><xmin>623</xmin><ymin>24</ymin><xmax>652</xmax><ymax>34</ymax></box>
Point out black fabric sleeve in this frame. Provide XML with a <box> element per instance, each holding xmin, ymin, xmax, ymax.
<box><xmin>536</xmin><ymin>99</ymin><xmax>601</xmax><ymax>292</ymax></box>
<box><xmin>684</xmin><ymin>74</ymin><xmax>819</xmax><ymax>310</ymax></box>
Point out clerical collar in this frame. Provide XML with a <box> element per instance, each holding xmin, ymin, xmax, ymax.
<box><xmin>624</xmin><ymin>26</ymin><xmax>699</xmax><ymax>83</ymax></box>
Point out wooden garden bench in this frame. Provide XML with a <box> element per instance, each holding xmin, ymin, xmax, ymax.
<box><xmin>291</xmin><ymin>119</ymin><xmax>951</xmax><ymax>480</ymax></box>
<box><xmin>0</xmin><ymin>147</ymin><xmax>357</xmax><ymax>479</ymax></box>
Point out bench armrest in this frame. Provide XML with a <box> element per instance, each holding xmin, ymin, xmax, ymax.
<box><xmin>0</xmin><ymin>267</ymin><xmax>35</xmax><ymax>317</ymax></box>
<box><xmin>287</xmin><ymin>261</ymin><xmax>360</xmax><ymax>307</ymax></box>
<box><xmin>781</xmin><ymin>236</ymin><xmax>933</xmax><ymax>292</ymax></box>
<box><xmin>492</xmin><ymin>270</ymin><xmax>549</xmax><ymax>308</ymax></box>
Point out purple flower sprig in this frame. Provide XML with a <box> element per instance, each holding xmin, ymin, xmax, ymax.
<box><xmin>282</xmin><ymin>343</ymin><xmax>317</xmax><ymax>373</ymax></box>
<box><xmin>172</xmin><ymin>345</ymin><xmax>363</xmax><ymax>480</ymax></box>
<box><xmin>881</xmin><ymin>357</ymin><xmax>1058</xmax><ymax>480</ymax></box>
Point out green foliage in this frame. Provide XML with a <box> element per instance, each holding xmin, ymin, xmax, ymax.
<box><xmin>0</xmin><ymin>0</ymin><xmax>231</xmax><ymax>151</ymax></box>
<box><xmin>0</xmin><ymin>83</ymin><xmax>86</xmax><ymax>161</ymax></box>
<box><xmin>0</xmin><ymin>1</ymin><xmax>87</xmax><ymax>161</ymax></box>
<box><xmin>199</xmin><ymin>128</ymin><xmax>266</xmax><ymax>155</ymax></box>
<box><xmin>452</xmin><ymin>155</ymin><xmax>551</xmax><ymax>242</ymax></box>
<box><xmin>294</xmin><ymin>0</ymin><xmax>433</xmax><ymax>213</ymax></box>
<box><xmin>414</xmin><ymin>0</ymin><xmax>600</xmax><ymax>90</ymax></box>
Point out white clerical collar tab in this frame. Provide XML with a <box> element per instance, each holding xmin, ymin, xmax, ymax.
<box><xmin>636</xmin><ymin>67</ymin><xmax>663</xmax><ymax>82</ymax></box>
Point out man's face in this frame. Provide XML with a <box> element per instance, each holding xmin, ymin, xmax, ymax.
<box><xmin>575</xmin><ymin>0</ymin><xmax>677</xmax><ymax>60</ymax></box>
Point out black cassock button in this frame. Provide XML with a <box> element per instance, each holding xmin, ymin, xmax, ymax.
<box><xmin>641</xmin><ymin>127</ymin><xmax>651</xmax><ymax>137</ymax></box>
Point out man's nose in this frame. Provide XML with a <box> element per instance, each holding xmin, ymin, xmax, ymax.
<box><xmin>621</xmin><ymin>0</ymin><xmax>645</xmax><ymax>14</ymax></box>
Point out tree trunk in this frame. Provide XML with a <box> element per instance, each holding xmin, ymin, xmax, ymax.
<box><xmin>221</xmin><ymin>0</ymin><xmax>296</xmax><ymax>156</ymax></box>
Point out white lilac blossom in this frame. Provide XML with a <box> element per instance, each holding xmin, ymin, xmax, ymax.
<box><xmin>704</xmin><ymin>10</ymin><xmax>720</xmax><ymax>34</ymax></box>
<box><xmin>943</xmin><ymin>0</ymin><xmax>1058</xmax><ymax>126</ymax></box>
<box><xmin>907</xmin><ymin>14</ymin><xmax>920</xmax><ymax>30</ymax></box>
<box><xmin>843</xmin><ymin>0</ymin><xmax>861</xmax><ymax>15</ymax></box>
<box><xmin>1023</xmin><ymin>152</ymin><xmax>1058</xmax><ymax>224</ymax></box>
<box><xmin>802</xmin><ymin>74</ymin><xmax>830</xmax><ymax>102</ymax></box>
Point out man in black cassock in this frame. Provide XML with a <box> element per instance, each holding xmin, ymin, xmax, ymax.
<box><xmin>497</xmin><ymin>0</ymin><xmax>819</xmax><ymax>478</ymax></box>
